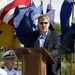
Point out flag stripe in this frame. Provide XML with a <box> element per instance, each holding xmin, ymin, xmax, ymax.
<box><xmin>2</xmin><ymin>8</ymin><xmax>15</xmax><ymax>24</ymax></box>
<box><xmin>8</xmin><ymin>19</ymin><xmax>13</xmax><ymax>26</ymax></box>
<box><xmin>0</xmin><ymin>0</ymin><xmax>31</xmax><ymax>26</ymax></box>
<box><xmin>1</xmin><ymin>0</ymin><xmax>30</xmax><ymax>20</ymax></box>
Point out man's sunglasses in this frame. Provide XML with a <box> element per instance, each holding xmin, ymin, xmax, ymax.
<box><xmin>40</xmin><ymin>22</ymin><xmax>48</xmax><ymax>25</ymax></box>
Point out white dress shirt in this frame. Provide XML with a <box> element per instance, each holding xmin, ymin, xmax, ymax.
<box><xmin>0</xmin><ymin>68</ymin><xmax>7</xmax><ymax>75</ymax></box>
<box><xmin>2</xmin><ymin>66</ymin><xmax>22</xmax><ymax>75</ymax></box>
<box><xmin>38</xmin><ymin>32</ymin><xmax>47</xmax><ymax>47</ymax></box>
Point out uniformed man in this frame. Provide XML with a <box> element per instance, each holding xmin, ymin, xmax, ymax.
<box><xmin>0</xmin><ymin>68</ymin><xmax>7</xmax><ymax>75</ymax></box>
<box><xmin>2</xmin><ymin>50</ymin><xmax>22</xmax><ymax>75</ymax></box>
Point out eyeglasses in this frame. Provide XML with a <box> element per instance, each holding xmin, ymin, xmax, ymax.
<box><xmin>40</xmin><ymin>22</ymin><xmax>48</xmax><ymax>25</ymax></box>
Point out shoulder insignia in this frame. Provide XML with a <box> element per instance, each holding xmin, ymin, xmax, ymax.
<box><xmin>1</xmin><ymin>66</ymin><xmax>5</xmax><ymax>69</ymax></box>
<box><xmin>14</xmin><ymin>68</ymin><xmax>17</xmax><ymax>70</ymax></box>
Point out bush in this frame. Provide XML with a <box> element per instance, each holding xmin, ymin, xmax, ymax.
<box><xmin>54</xmin><ymin>23</ymin><xmax>61</xmax><ymax>34</ymax></box>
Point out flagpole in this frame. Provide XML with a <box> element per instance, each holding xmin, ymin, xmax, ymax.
<box><xmin>50</xmin><ymin>0</ymin><xmax>51</xmax><ymax>3</ymax></box>
<box><xmin>72</xmin><ymin>0</ymin><xmax>75</xmax><ymax>63</ymax></box>
<box><xmin>50</xmin><ymin>0</ymin><xmax>52</xmax><ymax>5</ymax></box>
<box><xmin>40</xmin><ymin>0</ymin><xmax>43</xmax><ymax>14</ymax></box>
<box><xmin>70</xmin><ymin>0</ymin><xmax>74</xmax><ymax>75</ymax></box>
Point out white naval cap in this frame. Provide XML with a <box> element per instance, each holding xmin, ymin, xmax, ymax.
<box><xmin>2</xmin><ymin>50</ymin><xmax>16</xmax><ymax>59</ymax></box>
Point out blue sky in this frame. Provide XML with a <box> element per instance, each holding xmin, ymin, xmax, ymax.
<box><xmin>43</xmin><ymin>0</ymin><xmax>64</xmax><ymax>24</ymax></box>
<box><xmin>0</xmin><ymin>0</ymin><xmax>64</xmax><ymax>24</ymax></box>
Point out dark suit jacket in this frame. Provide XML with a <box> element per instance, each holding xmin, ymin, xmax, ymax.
<box><xmin>25</xmin><ymin>30</ymin><xmax>61</xmax><ymax>75</ymax></box>
<box><xmin>25</xmin><ymin>30</ymin><xmax>60</xmax><ymax>59</ymax></box>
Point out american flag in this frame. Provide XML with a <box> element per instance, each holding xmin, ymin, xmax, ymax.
<box><xmin>0</xmin><ymin>0</ymin><xmax>31</xmax><ymax>26</ymax></box>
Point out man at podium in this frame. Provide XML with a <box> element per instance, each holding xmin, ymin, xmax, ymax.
<box><xmin>25</xmin><ymin>14</ymin><xmax>61</xmax><ymax>75</ymax></box>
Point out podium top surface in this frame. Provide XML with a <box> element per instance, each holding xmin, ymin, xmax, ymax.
<box><xmin>13</xmin><ymin>47</ymin><xmax>55</xmax><ymax>64</ymax></box>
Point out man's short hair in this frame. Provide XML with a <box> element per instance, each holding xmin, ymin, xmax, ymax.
<box><xmin>38</xmin><ymin>14</ymin><xmax>50</xmax><ymax>23</ymax></box>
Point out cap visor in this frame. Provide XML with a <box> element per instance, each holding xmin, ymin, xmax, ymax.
<box><xmin>4</xmin><ymin>56</ymin><xmax>15</xmax><ymax>59</ymax></box>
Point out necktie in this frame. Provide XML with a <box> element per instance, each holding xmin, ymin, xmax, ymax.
<box><xmin>39</xmin><ymin>35</ymin><xmax>44</xmax><ymax>39</ymax></box>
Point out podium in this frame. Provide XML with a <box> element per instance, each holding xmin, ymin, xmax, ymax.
<box><xmin>13</xmin><ymin>48</ymin><xmax>55</xmax><ymax>75</ymax></box>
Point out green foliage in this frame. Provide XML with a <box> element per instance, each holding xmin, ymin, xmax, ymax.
<box><xmin>62</xmin><ymin>64</ymin><xmax>70</xmax><ymax>75</ymax></box>
<box><xmin>61</xmin><ymin>54</ymin><xmax>71</xmax><ymax>63</ymax></box>
<box><xmin>61</xmin><ymin>63</ymin><xmax>75</xmax><ymax>75</ymax></box>
<box><xmin>54</xmin><ymin>23</ymin><xmax>61</xmax><ymax>34</ymax></box>
<box><xmin>0</xmin><ymin>47</ymin><xmax>6</xmax><ymax>61</ymax></box>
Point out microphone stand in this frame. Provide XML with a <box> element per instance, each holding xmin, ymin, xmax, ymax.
<box><xmin>55</xmin><ymin>45</ymin><xmax>71</xmax><ymax>52</ymax></box>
